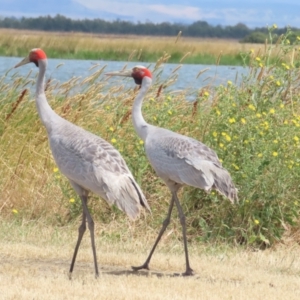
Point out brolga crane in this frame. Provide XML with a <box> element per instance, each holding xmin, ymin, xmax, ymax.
<box><xmin>14</xmin><ymin>50</ymin><xmax>150</xmax><ymax>278</ymax></box>
<box><xmin>106</xmin><ymin>66</ymin><xmax>238</xmax><ymax>276</ymax></box>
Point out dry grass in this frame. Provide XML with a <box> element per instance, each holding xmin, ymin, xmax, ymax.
<box><xmin>1</xmin><ymin>220</ymin><xmax>300</xmax><ymax>300</ymax></box>
<box><xmin>0</xmin><ymin>28</ymin><xmax>263</xmax><ymax>63</ymax></box>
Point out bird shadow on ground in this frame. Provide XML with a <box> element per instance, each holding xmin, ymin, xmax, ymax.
<box><xmin>101</xmin><ymin>265</ymin><xmax>200</xmax><ymax>279</ymax></box>
<box><xmin>1</xmin><ymin>255</ymin><xmax>200</xmax><ymax>279</ymax></box>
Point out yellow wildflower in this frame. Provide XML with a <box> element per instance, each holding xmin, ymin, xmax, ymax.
<box><xmin>272</xmin><ymin>152</ymin><xmax>278</xmax><ymax>157</ymax></box>
<box><xmin>229</xmin><ymin>117</ymin><xmax>236</xmax><ymax>124</ymax></box>
<box><xmin>257</xmin><ymin>153</ymin><xmax>263</xmax><ymax>158</ymax></box>
<box><xmin>219</xmin><ymin>158</ymin><xmax>223</xmax><ymax>163</ymax></box>
<box><xmin>248</xmin><ymin>104</ymin><xmax>256</xmax><ymax>111</ymax></box>
<box><xmin>276</xmin><ymin>81</ymin><xmax>281</xmax><ymax>86</ymax></box>
<box><xmin>232</xmin><ymin>163</ymin><xmax>239</xmax><ymax>170</ymax></box>
<box><xmin>153</xmin><ymin>116</ymin><xmax>157</xmax><ymax>121</ymax></box>
<box><xmin>12</xmin><ymin>209</ymin><xmax>18</xmax><ymax>214</ymax></box>
<box><xmin>293</xmin><ymin>136</ymin><xmax>299</xmax><ymax>142</ymax></box>
<box><xmin>111</xmin><ymin>138</ymin><xmax>117</xmax><ymax>144</ymax></box>
<box><xmin>105</xmin><ymin>105</ymin><xmax>110</xmax><ymax>110</ymax></box>
<box><xmin>254</xmin><ymin>219</ymin><xmax>260</xmax><ymax>225</ymax></box>
<box><xmin>273</xmin><ymin>140</ymin><xmax>278</xmax><ymax>144</ymax></box>
<box><xmin>255</xmin><ymin>57</ymin><xmax>261</xmax><ymax>62</ymax></box>
<box><xmin>139</xmin><ymin>140</ymin><xmax>144</xmax><ymax>145</ymax></box>
<box><xmin>215</xmin><ymin>109</ymin><xmax>221</xmax><ymax>116</ymax></box>
<box><xmin>204</xmin><ymin>91</ymin><xmax>209</xmax><ymax>97</ymax></box>
<box><xmin>225</xmin><ymin>135</ymin><xmax>231</xmax><ymax>142</ymax></box>
<box><xmin>272</xmin><ymin>24</ymin><xmax>277</xmax><ymax>29</ymax></box>
<box><xmin>219</xmin><ymin>143</ymin><xmax>224</xmax><ymax>148</ymax></box>
<box><xmin>256</xmin><ymin>113</ymin><xmax>262</xmax><ymax>118</ymax></box>
<box><xmin>109</xmin><ymin>127</ymin><xmax>114</xmax><ymax>132</ymax></box>
<box><xmin>269</xmin><ymin>108</ymin><xmax>275</xmax><ymax>114</ymax></box>
<box><xmin>69</xmin><ymin>198</ymin><xmax>75</xmax><ymax>203</ymax></box>
<box><xmin>280</xmin><ymin>103</ymin><xmax>284</xmax><ymax>108</ymax></box>
<box><xmin>259</xmin><ymin>63</ymin><xmax>263</xmax><ymax>68</ymax></box>
<box><xmin>227</xmin><ymin>80</ymin><xmax>232</xmax><ymax>85</ymax></box>
<box><xmin>241</xmin><ymin>118</ymin><xmax>246</xmax><ymax>124</ymax></box>
<box><xmin>168</xmin><ymin>110</ymin><xmax>172</xmax><ymax>115</ymax></box>
<box><xmin>53</xmin><ymin>167</ymin><xmax>59</xmax><ymax>173</ymax></box>
<box><xmin>167</xmin><ymin>95</ymin><xmax>171</xmax><ymax>101</ymax></box>
<box><xmin>212</xmin><ymin>131</ymin><xmax>218</xmax><ymax>137</ymax></box>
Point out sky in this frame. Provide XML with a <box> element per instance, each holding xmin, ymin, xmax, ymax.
<box><xmin>1</xmin><ymin>0</ymin><xmax>300</xmax><ymax>28</ymax></box>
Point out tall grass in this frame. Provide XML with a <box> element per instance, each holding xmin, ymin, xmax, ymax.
<box><xmin>1</xmin><ymin>27</ymin><xmax>300</xmax><ymax>248</ymax></box>
<box><xmin>0</xmin><ymin>28</ymin><xmax>264</xmax><ymax>65</ymax></box>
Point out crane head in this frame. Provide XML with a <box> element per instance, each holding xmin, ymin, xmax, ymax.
<box><xmin>106</xmin><ymin>66</ymin><xmax>152</xmax><ymax>85</ymax></box>
<box><xmin>15</xmin><ymin>48</ymin><xmax>47</xmax><ymax>68</ymax></box>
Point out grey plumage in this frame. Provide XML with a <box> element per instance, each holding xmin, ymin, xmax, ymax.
<box><xmin>50</xmin><ymin>122</ymin><xmax>149</xmax><ymax>219</ymax></box>
<box><xmin>15</xmin><ymin>49</ymin><xmax>150</xmax><ymax>278</ymax></box>
<box><xmin>144</xmin><ymin>127</ymin><xmax>238</xmax><ymax>202</ymax></box>
<box><xmin>106</xmin><ymin>66</ymin><xmax>238</xmax><ymax>276</ymax></box>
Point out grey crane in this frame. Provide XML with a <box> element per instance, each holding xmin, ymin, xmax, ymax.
<box><xmin>14</xmin><ymin>49</ymin><xmax>150</xmax><ymax>278</ymax></box>
<box><xmin>106</xmin><ymin>66</ymin><xmax>238</xmax><ymax>276</ymax></box>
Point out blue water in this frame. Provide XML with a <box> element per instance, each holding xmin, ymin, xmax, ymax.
<box><xmin>0</xmin><ymin>56</ymin><xmax>249</xmax><ymax>94</ymax></box>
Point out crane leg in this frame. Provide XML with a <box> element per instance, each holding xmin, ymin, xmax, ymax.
<box><xmin>69</xmin><ymin>202</ymin><xmax>87</xmax><ymax>279</ymax></box>
<box><xmin>173</xmin><ymin>192</ymin><xmax>194</xmax><ymax>276</ymax></box>
<box><xmin>132</xmin><ymin>194</ymin><xmax>175</xmax><ymax>272</ymax></box>
<box><xmin>80</xmin><ymin>194</ymin><xmax>99</xmax><ymax>278</ymax></box>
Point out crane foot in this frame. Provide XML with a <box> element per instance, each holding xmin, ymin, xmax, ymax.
<box><xmin>131</xmin><ymin>262</ymin><xmax>150</xmax><ymax>271</ymax></box>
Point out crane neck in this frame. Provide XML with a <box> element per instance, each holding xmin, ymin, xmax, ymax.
<box><xmin>132</xmin><ymin>76</ymin><xmax>152</xmax><ymax>141</ymax></box>
<box><xmin>35</xmin><ymin>59</ymin><xmax>58</xmax><ymax>132</ymax></box>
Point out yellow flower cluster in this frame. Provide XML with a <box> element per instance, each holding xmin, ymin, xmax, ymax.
<box><xmin>248</xmin><ymin>104</ymin><xmax>256</xmax><ymax>111</ymax></box>
<box><xmin>221</xmin><ymin>132</ymin><xmax>231</xmax><ymax>142</ymax></box>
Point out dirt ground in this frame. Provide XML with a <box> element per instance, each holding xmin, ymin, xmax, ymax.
<box><xmin>1</xmin><ymin>222</ymin><xmax>300</xmax><ymax>300</ymax></box>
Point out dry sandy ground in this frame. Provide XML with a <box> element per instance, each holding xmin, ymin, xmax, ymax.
<box><xmin>1</xmin><ymin>223</ymin><xmax>300</xmax><ymax>300</ymax></box>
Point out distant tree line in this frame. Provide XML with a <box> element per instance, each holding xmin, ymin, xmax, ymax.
<box><xmin>0</xmin><ymin>14</ymin><xmax>299</xmax><ymax>43</ymax></box>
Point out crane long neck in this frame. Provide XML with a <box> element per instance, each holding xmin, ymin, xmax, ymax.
<box><xmin>132</xmin><ymin>76</ymin><xmax>152</xmax><ymax>141</ymax></box>
<box><xmin>35</xmin><ymin>59</ymin><xmax>58</xmax><ymax>132</ymax></box>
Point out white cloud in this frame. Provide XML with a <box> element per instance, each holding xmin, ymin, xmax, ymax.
<box><xmin>148</xmin><ymin>5</ymin><xmax>202</xmax><ymax>20</ymax></box>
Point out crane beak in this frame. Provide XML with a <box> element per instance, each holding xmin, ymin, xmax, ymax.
<box><xmin>14</xmin><ymin>56</ymin><xmax>31</xmax><ymax>68</ymax></box>
<box><xmin>105</xmin><ymin>69</ymin><xmax>132</xmax><ymax>77</ymax></box>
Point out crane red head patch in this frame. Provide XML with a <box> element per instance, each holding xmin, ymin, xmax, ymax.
<box><xmin>29</xmin><ymin>48</ymin><xmax>47</xmax><ymax>66</ymax></box>
<box><xmin>132</xmin><ymin>66</ymin><xmax>152</xmax><ymax>85</ymax></box>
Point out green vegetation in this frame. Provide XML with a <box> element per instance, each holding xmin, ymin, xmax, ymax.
<box><xmin>0</xmin><ymin>28</ymin><xmax>263</xmax><ymax>65</ymax></box>
<box><xmin>1</xmin><ymin>28</ymin><xmax>300</xmax><ymax>249</ymax></box>
<box><xmin>1</xmin><ymin>14</ymin><xmax>299</xmax><ymax>43</ymax></box>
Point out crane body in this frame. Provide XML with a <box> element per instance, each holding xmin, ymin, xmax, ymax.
<box><xmin>15</xmin><ymin>50</ymin><xmax>150</xmax><ymax>278</ymax></box>
<box><xmin>106</xmin><ymin>66</ymin><xmax>238</xmax><ymax>276</ymax></box>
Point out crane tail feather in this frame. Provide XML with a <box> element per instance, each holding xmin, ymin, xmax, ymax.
<box><xmin>212</xmin><ymin>169</ymin><xmax>238</xmax><ymax>204</ymax></box>
<box><xmin>105</xmin><ymin>175</ymin><xmax>150</xmax><ymax>220</ymax></box>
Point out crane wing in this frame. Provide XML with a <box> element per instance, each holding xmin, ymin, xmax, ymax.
<box><xmin>50</xmin><ymin>125</ymin><xmax>150</xmax><ymax>218</ymax></box>
<box><xmin>145</xmin><ymin>129</ymin><xmax>238</xmax><ymax>203</ymax></box>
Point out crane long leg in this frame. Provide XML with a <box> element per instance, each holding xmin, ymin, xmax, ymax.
<box><xmin>132</xmin><ymin>194</ymin><xmax>175</xmax><ymax>272</ymax></box>
<box><xmin>69</xmin><ymin>206</ymin><xmax>87</xmax><ymax>279</ymax></box>
<box><xmin>80</xmin><ymin>194</ymin><xmax>99</xmax><ymax>278</ymax></box>
<box><xmin>173</xmin><ymin>192</ymin><xmax>193</xmax><ymax>276</ymax></box>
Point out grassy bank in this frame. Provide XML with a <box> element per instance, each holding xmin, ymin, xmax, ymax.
<box><xmin>0</xmin><ymin>28</ymin><xmax>264</xmax><ymax>65</ymax></box>
<box><xmin>1</xmin><ymin>220</ymin><xmax>300</xmax><ymax>299</ymax></box>
<box><xmin>1</xmin><ymin>28</ymin><xmax>300</xmax><ymax>249</ymax></box>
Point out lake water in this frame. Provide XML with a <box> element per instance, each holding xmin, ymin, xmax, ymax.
<box><xmin>0</xmin><ymin>56</ymin><xmax>249</xmax><ymax>94</ymax></box>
